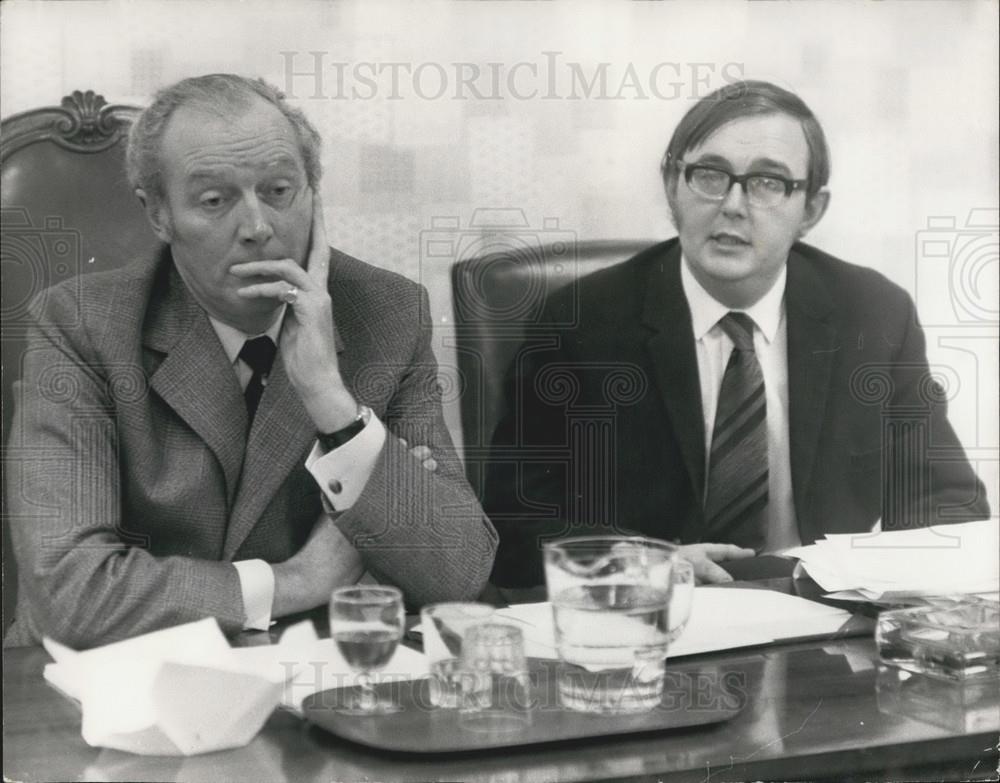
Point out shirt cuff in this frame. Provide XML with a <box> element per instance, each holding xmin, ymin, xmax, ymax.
<box><xmin>306</xmin><ymin>412</ymin><xmax>386</xmax><ymax>511</ymax></box>
<box><xmin>233</xmin><ymin>559</ymin><xmax>275</xmax><ymax>630</ymax></box>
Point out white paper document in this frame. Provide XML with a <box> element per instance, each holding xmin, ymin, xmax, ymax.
<box><xmin>43</xmin><ymin>618</ymin><xmax>428</xmax><ymax>755</ymax></box>
<box><xmin>491</xmin><ymin>587</ymin><xmax>853</xmax><ymax>662</ymax></box>
<box><xmin>785</xmin><ymin>519</ymin><xmax>1000</xmax><ymax>600</ymax></box>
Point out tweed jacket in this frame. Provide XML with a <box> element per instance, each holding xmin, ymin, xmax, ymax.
<box><xmin>485</xmin><ymin>239</ymin><xmax>990</xmax><ymax>587</ymax></box>
<box><xmin>6</xmin><ymin>245</ymin><xmax>497</xmax><ymax>646</ymax></box>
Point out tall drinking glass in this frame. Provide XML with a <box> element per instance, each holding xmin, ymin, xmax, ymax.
<box><xmin>329</xmin><ymin>585</ymin><xmax>404</xmax><ymax>714</ymax></box>
<box><xmin>543</xmin><ymin>536</ymin><xmax>678</xmax><ymax>714</ymax></box>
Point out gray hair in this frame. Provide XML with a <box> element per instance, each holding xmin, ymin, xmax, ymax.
<box><xmin>126</xmin><ymin>74</ymin><xmax>322</xmax><ymax>205</ymax></box>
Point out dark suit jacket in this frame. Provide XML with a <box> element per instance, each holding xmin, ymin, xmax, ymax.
<box><xmin>485</xmin><ymin>239</ymin><xmax>989</xmax><ymax>587</ymax></box>
<box><xmin>6</xmin><ymin>246</ymin><xmax>497</xmax><ymax>647</ymax></box>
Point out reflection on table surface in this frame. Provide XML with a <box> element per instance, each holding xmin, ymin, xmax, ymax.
<box><xmin>4</xmin><ymin>581</ymin><xmax>998</xmax><ymax>783</ymax></box>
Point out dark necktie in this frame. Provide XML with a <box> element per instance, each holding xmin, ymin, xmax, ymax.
<box><xmin>238</xmin><ymin>336</ymin><xmax>277</xmax><ymax>423</ymax></box>
<box><xmin>703</xmin><ymin>312</ymin><xmax>768</xmax><ymax>551</ymax></box>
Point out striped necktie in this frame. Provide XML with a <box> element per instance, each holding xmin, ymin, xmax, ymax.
<box><xmin>238</xmin><ymin>336</ymin><xmax>277</xmax><ymax>423</ymax></box>
<box><xmin>703</xmin><ymin>312</ymin><xmax>768</xmax><ymax>551</ymax></box>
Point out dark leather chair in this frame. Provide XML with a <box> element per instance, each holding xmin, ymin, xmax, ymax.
<box><xmin>451</xmin><ymin>239</ymin><xmax>655</xmax><ymax>497</ymax></box>
<box><xmin>1</xmin><ymin>90</ymin><xmax>157</xmax><ymax>632</ymax></box>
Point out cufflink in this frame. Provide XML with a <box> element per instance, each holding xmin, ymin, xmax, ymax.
<box><xmin>328</xmin><ymin>479</ymin><xmax>343</xmax><ymax>494</ymax></box>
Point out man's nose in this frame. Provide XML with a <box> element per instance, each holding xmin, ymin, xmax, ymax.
<box><xmin>720</xmin><ymin>180</ymin><xmax>749</xmax><ymax>216</ymax></box>
<box><xmin>237</xmin><ymin>196</ymin><xmax>274</xmax><ymax>244</ymax></box>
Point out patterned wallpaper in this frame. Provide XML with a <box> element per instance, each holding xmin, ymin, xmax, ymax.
<box><xmin>2</xmin><ymin>0</ymin><xmax>997</xmax><ymax>500</ymax></box>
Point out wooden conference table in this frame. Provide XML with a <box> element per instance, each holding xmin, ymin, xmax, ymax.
<box><xmin>4</xmin><ymin>579</ymin><xmax>999</xmax><ymax>783</ymax></box>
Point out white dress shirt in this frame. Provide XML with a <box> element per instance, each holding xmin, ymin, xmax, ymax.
<box><xmin>209</xmin><ymin>310</ymin><xmax>386</xmax><ymax>630</ymax></box>
<box><xmin>679</xmin><ymin>259</ymin><xmax>800</xmax><ymax>553</ymax></box>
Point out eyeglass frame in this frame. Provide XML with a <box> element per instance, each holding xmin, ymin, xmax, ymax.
<box><xmin>672</xmin><ymin>159</ymin><xmax>809</xmax><ymax>205</ymax></box>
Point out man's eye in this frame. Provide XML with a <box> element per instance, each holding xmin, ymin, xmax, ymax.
<box><xmin>693</xmin><ymin>169</ymin><xmax>728</xmax><ymax>187</ymax></box>
<box><xmin>199</xmin><ymin>194</ymin><xmax>226</xmax><ymax>209</ymax></box>
<box><xmin>266</xmin><ymin>184</ymin><xmax>294</xmax><ymax>201</ymax></box>
<box><xmin>748</xmin><ymin>176</ymin><xmax>785</xmax><ymax>195</ymax></box>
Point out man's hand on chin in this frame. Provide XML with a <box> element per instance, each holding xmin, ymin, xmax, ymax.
<box><xmin>229</xmin><ymin>193</ymin><xmax>359</xmax><ymax>432</ymax></box>
<box><xmin>677</xmin><ymin>543</ymin><xmax>756</xmax><ymax>585</ymax></box>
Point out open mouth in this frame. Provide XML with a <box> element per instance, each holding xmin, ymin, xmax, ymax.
<box><xmin>710</xmin><ymin>233</ymin><xmax>750</xmax><ymax>248</ymax></box>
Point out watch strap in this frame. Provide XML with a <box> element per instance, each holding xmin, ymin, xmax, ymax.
<box><xmin>317</xmin><ymin>405</ymin><xmax>369</xmax><ymax>452</ymax></box>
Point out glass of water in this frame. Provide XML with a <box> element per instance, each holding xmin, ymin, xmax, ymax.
<box><xmin>543</xmin><ymin>536</ymin><xmax>679</xmax><ymax>714</ymax></box>
<box><xmin>329</xmin><ymin>585</ymin><xmax>405</xmax><ymax>714</ymax></box>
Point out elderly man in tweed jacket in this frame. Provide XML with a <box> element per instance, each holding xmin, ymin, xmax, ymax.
<box><xmin>5</xmin><ymin>74</ymin><xmax>497</xmax><ymax>647</ymax></box>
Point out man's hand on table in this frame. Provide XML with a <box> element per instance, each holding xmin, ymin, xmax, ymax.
<box><xmin>678</xmin><ymin>543</ymin><xmax>756</xmax><ymax>584</ymax></box>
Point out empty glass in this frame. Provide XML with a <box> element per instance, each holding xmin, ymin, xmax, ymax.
<box><xmin>420</xmin><ymin>602</ymin><xmax>495</xmax><ymax>708</ymax></box>
<box><xmin>458</xmin><ymin>622</ymin><xmax>531</xmax><ymax>732</ymax></box>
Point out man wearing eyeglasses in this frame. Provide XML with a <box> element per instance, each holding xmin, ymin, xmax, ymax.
<box><xmin>485</xmin><ymin>80</ymin><xmax>989</xmax><ymax>588</ymax></box>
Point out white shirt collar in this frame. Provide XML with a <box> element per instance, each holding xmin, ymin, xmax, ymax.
<box><xmin>209</xmin><ymin>306</ymin><xmax>286</xmax><ymax>365</ymax></box>
<box><xmin>680</xmin><ymin>255</ymin><xmax>786</xmax><ymax>344</ymax></box>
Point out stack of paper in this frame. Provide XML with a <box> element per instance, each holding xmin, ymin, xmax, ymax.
<box><xmin>43</xmin><ymin>618</ymin><xmax>427</xmax><ymax>755</ymax></box>
<box><xmin>491</xmin><ymin>588</ymin><xmax>853</xmax><ymax>661</ymax></box>
<box><xmin>785</xmin><ymin>519</ymin><xmax>999</xmax><ymax>602</ymax></box>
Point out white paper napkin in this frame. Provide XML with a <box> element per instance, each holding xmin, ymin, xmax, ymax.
<box><xmin>43</xmin><ymin>617</ymin><xmax>429</xmax><ymax>755</ymax></box>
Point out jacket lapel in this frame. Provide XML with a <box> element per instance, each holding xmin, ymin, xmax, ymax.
<box><xmin>785</xmin><ymin>246</ymin><xmax>838</xmax><ymax>527</ymax></box>
<box><xmin>146</xmin><ymin>263</ymin><xmax>248</xmax><ymax>506</ymax></box>
<box><xmin>640</xmin><ymin>242</ymin><xmax>707</xmax><ymax>528</ymax></box>
<box><xmin>222</xmin><ymin>353</ymin><xmax>315</xmax><ymax>559</ymax></box>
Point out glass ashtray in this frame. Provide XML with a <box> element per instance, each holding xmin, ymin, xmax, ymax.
<box><xmin>876</xmin><ymin>597</ymin><xmax>1000</xmax><ymax>682</ymax></box>
<box><xmin>876</xmin><ymin>664</ymin><xmax>1000</xmax><ymax>732</ymax></box>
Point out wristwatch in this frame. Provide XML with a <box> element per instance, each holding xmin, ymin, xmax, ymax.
<box><xmin>317</xmin><ymin>404</ymin><xmax>371</xmax><ymax>452</ymax></box>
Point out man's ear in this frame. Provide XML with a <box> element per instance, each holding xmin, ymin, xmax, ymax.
<box><xmin>798</xmin><ymin>188</ymin><xmax>830</xmax><ymax>238</ymax></box>
<box><xmin>664</xmin><ymin>175</ymin><xmax>681</xmax><ymax>230</ymax></box>
<box><xmin>135</xmin><ymin>188</ymin><xmax>172</xmax><ymax>242</ymax></box>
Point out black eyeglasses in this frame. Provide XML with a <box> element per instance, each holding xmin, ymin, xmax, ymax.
<box><xmin>678</xmin><ymin>162</ymin><xmax>808</xmax><ymax>208</ymax></box>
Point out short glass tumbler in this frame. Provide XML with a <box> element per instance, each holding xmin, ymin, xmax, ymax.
<box><xmin>420</xmin><ymin>602</ymin><xmax>495</xmax><ymax>708</ymax></box>
<box><xmin>458</xmin><ymin>622</ymin><xmax>531</xmax><ymax>732</ymax></box>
